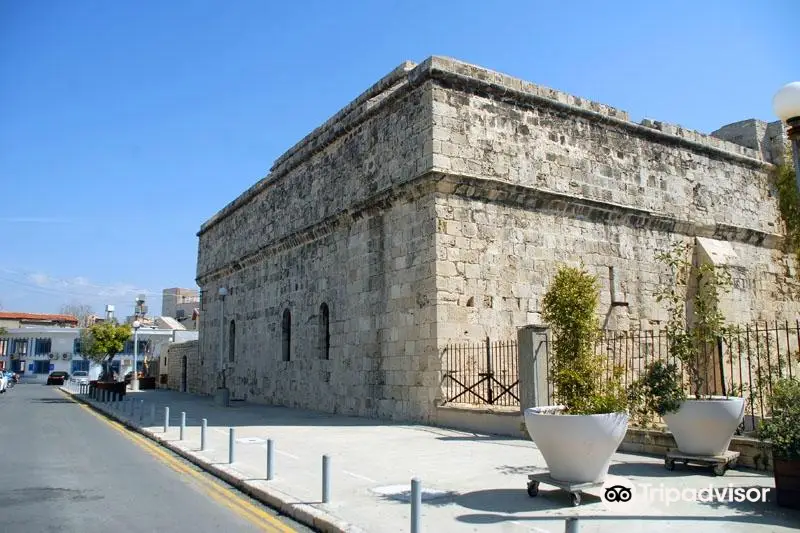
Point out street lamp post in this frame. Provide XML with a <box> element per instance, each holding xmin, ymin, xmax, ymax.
<box><xmin>131</xmin><ymin>320</ymin><xmax>141</xmax><ymax>391</ymax></box>
<box><xmin>773</xmin><ymin>82</ymin><xmax>800</xmax><ymax>194</ymax></box>
<box><xmin>215</xmin><ymin>287</ymin><xmax>229</xmax><ymax>407</ymax></box>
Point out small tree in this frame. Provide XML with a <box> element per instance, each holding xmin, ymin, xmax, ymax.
<box><xmin>541</xmin><ymin>265</ymin><xmax>627</xmax><ymax>414</ymax></box>
<box><xmin>83</xmin><ymin>322</ymin><xmax>132</xmax><ymax>381</ymax></box>
<box><xmin>59</xmin><ymin>303</ymin><xmax>94</xmax><ymax>327</ymax></box>
<box><xmin>655</xmin><ymin>241</ymin><xmax>732</xmax><ymax>399</ymax></box>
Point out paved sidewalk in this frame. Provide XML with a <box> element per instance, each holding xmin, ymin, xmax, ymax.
<box><xmin>63</xmin><ymin>386</ymin><xmax>800</xmax><ymax>533</ymax></box>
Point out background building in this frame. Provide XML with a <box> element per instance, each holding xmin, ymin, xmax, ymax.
<box><xmin>0</xmin><ymin>312</ymin><xmax>78</xmax><ymax>329</ymax></box>
<box><xmin>0</xmin><ymin>314</ymin><xmax>198</xmax><ymax>380</ymax></box>
<box><xmin>162</xmin><ymin>288</ymin><xmax>199</xmax><ymax>330</ymax></box>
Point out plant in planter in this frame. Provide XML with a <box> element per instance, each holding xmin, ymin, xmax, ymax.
<box><xmin>654</xmin><ymin>241</ymin><xmax>744</xmax><ymax>457</ymax></box>
<box><xmin>627</xmin><ymin>360</ymin><xmax>686</xmax><ymax>429</ymax></box>
<box><xmin>524</xmin><ymin>265</ymin><xmax>629</xmax><ymax>484</ymax></box>
<box><xmin>759</xmin><ymin>377</ymin><xmax>800</xmax><ymax>509</ymax></box>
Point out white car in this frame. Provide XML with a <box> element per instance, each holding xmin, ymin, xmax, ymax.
<box><xmin>0</xmin><ymin>374</ymin><xmax>7</xmax><ymax>393</ymax></box>
<box><xmin>70</xmin><ymin>371</ymin><xmax>89</xmax><ymax>385</ymax></box>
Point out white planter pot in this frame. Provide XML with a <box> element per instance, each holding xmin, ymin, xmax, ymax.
<box><xmin>524</xmin><ymin>406</ymin><xmax>629</xmax><ymax>483</ymax></box>
<box><xmin>663</xmin><ymin>397</ymin><xmax>745</xmax><ymax>456</ymax></box>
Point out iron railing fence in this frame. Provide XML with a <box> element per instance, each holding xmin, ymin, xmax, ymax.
<box><xmin>595</xmin><ymin>322</ymin><xmax>800</xmax><ymax>431</ymax></box>
<box><xmin>440</xmin><ymin>337</ymin><xmax>519</xmax><ymax>407</ymax></box>
<box><xmin>441</xmin><ymin>322</ymin><xmax>800</xmax><ymax>432</ymax></box>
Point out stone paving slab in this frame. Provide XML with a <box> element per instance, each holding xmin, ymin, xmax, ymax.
<box><xmin>63</xmin><ymin>386</ymin><xmax>800</xmax><ymax>533</ymax></box>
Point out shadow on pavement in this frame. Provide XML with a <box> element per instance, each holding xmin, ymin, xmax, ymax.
<box><xmin>29</xmin><ymin>398</ymin><xmax>75</xmax><ymax>404</ymax></box>
<box><xmin>435</xmin><ymin>434</ymin><xmax>518</xmax><ymax>442</ymax></box>
<box><xmin>455</xmin><ymin>510</ymin><xmax>800</xmax><ymax>528</ymax></box>
<box><xmin>457</xmin><ymin>487</ymin><xmax>601</xmax><ymax>512</ymax></box>
<box><xmin>374</xmin><ymin>486</ymin><xmax>599</xmax><ymax>512</ymax></box>
<box><xmin>608</xmin><ymin>461</ymin><xmax>694</xmax><ymax>478</ymax></box>
<box><xmin>608</xmin><ymin>460</ymin><xmax>765</xmax><ymax>479</ymax></box>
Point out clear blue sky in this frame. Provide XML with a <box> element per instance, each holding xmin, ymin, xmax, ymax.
<box><xmin>0</xmin><ymin>0</ymin><xmax>797</xmax><ymax>317</ymax></box>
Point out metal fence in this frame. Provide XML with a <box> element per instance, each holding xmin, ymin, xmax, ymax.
<box><xmin>440</xmin><ymin>337</ymin><xmax>519</xmax><ymax>407</ymax></box>
<box><xmin>440</xmin><ymin>322</ymin><xmax>800</xmax><ymax>431</ymax></box>
<box><xmin>597</xmin><ymin>322</ymin><xmax>800</xmax><ymax>432</ymax></box>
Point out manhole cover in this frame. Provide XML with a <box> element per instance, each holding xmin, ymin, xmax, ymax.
<box><xmin>236</xmin><ymin>437</ymin><xmax>265</xmax><ymax>444</ymax></box>
<box><xmin>371</xmin><ymin>485</ymin><xmax>455</xmax><ymax>502</ymax></box>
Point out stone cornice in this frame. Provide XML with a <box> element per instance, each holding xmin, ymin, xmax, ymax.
<box><xmin>413</xmin><ymin>56</ymin><xmax>769</xmax><ymax>170</ymax></box>
<box><xmin>197</xmin><ymin>171</ymin><xmax>782</xmax><ymax>285</ymax></box>
<box><xmin>197</xmin><ymin>56</ymin><xmax>771</xmax><ymax>239</ymax></box>
<box><xmin>434</xmin><ymin>173</ymin><xmax>782</xmax><ymax>249</ymax></box>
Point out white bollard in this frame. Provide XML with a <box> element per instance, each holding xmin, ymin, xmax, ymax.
<box><xmin>411</xmin><ymin>478</ymin><xmax>421</xmax><ymax>533</ymax></box>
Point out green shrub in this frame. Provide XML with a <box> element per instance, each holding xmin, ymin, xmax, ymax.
<box><xmin>628</xmin><ymin>360</ymin><xmax>686</xmax><ymax>427</ymax></box>
<box><xmin>542</xmin><ymin>265</ymin><xmax>627</xmax><ymax>415</ymax></box>
<box><xmin>759</xmin><ymin>377</ymin><xmax>800</xmax><ymax>460</ymax></box>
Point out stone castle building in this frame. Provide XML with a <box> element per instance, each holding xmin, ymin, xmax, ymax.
<box><xmin>194</xmin><ymin>56</ymin><xmax>798</xmax><ymax>422</ymax></box>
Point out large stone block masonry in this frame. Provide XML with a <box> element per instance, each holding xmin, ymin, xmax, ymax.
<box><xmin>196</xmin><ymin>56</ymin><xmax>800</xmax><ymax>423</ymax></box>
<box><xmin>166</xmin><ymin>340</ymin><xmax>201</xmax><ymax>394</ymax></box>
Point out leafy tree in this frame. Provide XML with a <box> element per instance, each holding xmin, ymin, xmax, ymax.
<box><xmin>59</xmin><ymin>303</ymin><xmax>94</xmax><ymax>327</ymax></box>
<box><xmin>77</xmin><ymin>328</ymin><xmax>95</xmax><ymax>357</ymax></box>
<box><xmin>83</xmin><ymin>321</ymin><xmax>132</xmax><ymax>381</ymax></box>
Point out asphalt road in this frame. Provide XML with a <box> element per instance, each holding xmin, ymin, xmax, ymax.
<box><xmin>0</xmin><ymin>383</ymin><xmax>312</xmax><ymax>533</ymax></box>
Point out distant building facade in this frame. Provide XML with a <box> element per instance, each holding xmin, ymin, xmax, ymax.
<box><xmin>0</xmin><ymin>312</ymin><xmax>78</xmax><ymax>329</ymax></box>
<box><xmin>162</xmin><ymin>288</ymin><xmax>199</xmax><ymax>330</ymax></box>
<box><xmin>0</xmin><ymin>322</ymin><xmax>198</xmax><ymax>380</ymax></box>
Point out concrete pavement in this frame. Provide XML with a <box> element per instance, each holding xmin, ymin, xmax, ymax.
<box><xmin>63</xmin><ymin>385</ymin><xmax>800</xmax><ymax>533</ymax></box>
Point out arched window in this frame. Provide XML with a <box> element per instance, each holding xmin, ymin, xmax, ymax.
<box><xmin>282</xmin><ymin>309</ymin><xmax>291</xmax><ymax>362</ymax></box>
<box><xmin>319</xmin><ymin>303</ymin><xmax>330</xmax><ymax>360</ymax></box>
<box><xmin>228</xmin><ymin>320</ymin><xmax>236</xmax><ymax>363</ymax></box>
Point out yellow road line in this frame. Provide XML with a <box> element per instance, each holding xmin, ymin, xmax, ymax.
<box><xmin>59</xmin><ymin>389</ymin><xmax>298</xmax><ymax>533</ymax></box>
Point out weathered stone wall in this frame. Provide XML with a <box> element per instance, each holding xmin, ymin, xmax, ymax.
<box><xmin>199</xmin><ymin>199</ymin><xmax>439</xmax><ymax>420</ymax></box>
<box><xmin>195</xmin><ymin>55</ymin><xmax>800</xmax><ymax>423</ymax></box>
<box><xmin>165</xmin><ymin>340</ymin><xmax>201</xmax><ymax>394</ymax></box>
<box><xmin>427</xmin><ymin>60</ymin><xmax>775</xmax><ymax>236</ymax></box>
<box><xmin>712</xmin><ymin>119</ymin><xmax>788</xmax><ymax>165</ymax></box>
<box><xmin>433</xmin><ymin>194</ymin><xmax>800</xmax><ymax>343</ymax></box>
<box><xmin>425</xmin><ymin>56</ymin><xmax>800</xmax><ymax>345</ymax></box>
<box><xmin>196</xmin><ymin>63</ymin><xmax>441</xmax><ymax>421</ymax></box>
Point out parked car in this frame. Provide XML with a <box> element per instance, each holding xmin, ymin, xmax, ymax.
<box><xmin>124</xmin><ymin>371</ymin><xmax>144</xmax><ymax>384</ymax></box>
<box><xmin>46</xmin><ymin>371</ymin><xmax>70</xmax><ymax>385</ymax></box>
<box><xmin>70</xmin><ymin>371</ymin><xmax>89</xmax><ymax>385</ymax></box>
